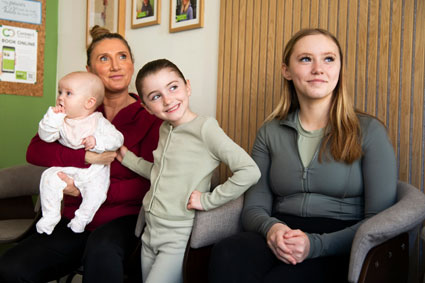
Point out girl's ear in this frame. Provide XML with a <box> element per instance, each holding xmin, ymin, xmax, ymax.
<box><xmin>185</xmin><ymin>79</ymin><xmax>192</xmax><ymax>97</ymax></box>
<box><xmin>282</xmin><ymin>63</ymin><xmax>292</xmax><ymax>80</ymax></box>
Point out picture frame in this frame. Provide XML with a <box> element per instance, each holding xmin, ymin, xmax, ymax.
<box><xmin>169</xmin><ymin>0</ymin><xmax>204</xmax><ymax>33</ymax></box>
<box><xmin>86</xmin><ymin>0</ymin><xmax>126</xmax><ymax>46</ymax></box>
<box><xmin>131</xmin><ymin>0</ymin><xmax>161</xmax><ymax>28</ymax></box>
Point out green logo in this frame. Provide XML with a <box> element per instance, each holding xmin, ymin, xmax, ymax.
<box><xmin>16</xmin><ymin>71</ymin><xmax>27</xmax><ymax>80</ymax></box>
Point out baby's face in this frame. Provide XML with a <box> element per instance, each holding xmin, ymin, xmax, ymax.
<box><xmin>57</xmin><ymin>78</ymin><xmax>90</xmax><ymax>119</ymax></box>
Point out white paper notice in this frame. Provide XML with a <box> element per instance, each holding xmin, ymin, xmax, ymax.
<box><xmin>0</xmin><ymin>25</ymin><xmax>37</xmax><ymax>84</ymax></box>
<box><xmin>0</xmin><ymin>0</ymin><xmax>42</xmax><ymax>25</ymax></box>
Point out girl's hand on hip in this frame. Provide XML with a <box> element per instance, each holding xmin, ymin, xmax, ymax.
<box><xmin>187</xmin><ymin>190</ymin><xmax>204</xmax><ymax>210</ymax></box>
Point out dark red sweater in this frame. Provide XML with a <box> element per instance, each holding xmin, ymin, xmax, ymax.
<box><xmin>27</xmin><ymin>94</ymin><xmax>162</xmax><ymax>230</ymax></box>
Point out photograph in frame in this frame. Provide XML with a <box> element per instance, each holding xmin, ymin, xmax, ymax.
<box><xmin>131</xmin><ymin>0</ymin><xmax>161</xmax><ymax>29</ymax></box>
<box><xmin>86</xmin><ymin>0</ymin><xmax>125</xmax><ymax>46</ymax></box>
<box><xmin>169</xmin><ymin>0</ymin><xmax>204</xmax><ymax>33</ymax></box>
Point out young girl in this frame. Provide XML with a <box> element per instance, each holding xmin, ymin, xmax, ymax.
<box><xmin>117</xmin><ymin>59</ymin><xmax>261</xmax><ymax>283</ymax></box>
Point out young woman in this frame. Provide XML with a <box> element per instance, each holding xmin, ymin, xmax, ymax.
<box><xmin>0</xmin><ymin>26</ymin><xmax>162</xmax><ymax>283</ymax></box>
<box><xmin>209</xmin><ymin>28</ymin><xmax>397</xmax><ymax>283</ymax></box>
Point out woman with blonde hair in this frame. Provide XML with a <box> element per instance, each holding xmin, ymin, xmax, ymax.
<box><xmin>0</xmin><ymin>25</ymin><xmax>162</xmax><ymax>283</ymax></box>
<box><xmin>209</xmin><ymin>28</ymin><xmax>397</xmax><ymax>283</ymax></box>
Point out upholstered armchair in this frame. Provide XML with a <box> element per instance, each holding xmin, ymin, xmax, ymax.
<box><xmin>0</xmin><ymin>164</ymin><xmax>46</xmax><ymax>245</ymax></box>
<box><xmin>183</xmin><ymin>181</ymin><xmax>425</xmax><ymax>283</ymax></box>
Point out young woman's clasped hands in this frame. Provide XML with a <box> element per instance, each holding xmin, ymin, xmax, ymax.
<box><xmin>267</xmin><ymin>223</ymin><xmax>310</xmax><ymax>265</ymax></box>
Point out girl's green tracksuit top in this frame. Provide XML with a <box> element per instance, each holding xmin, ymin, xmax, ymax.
<box><xmin>122</xmin><ymin>115</ymin><xmax>261</xmax><ymax>221</ymax></box>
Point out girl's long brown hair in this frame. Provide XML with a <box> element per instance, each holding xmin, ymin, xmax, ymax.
<box><xmin>266</xmin><ymin>28</ymin><xmax>362</xmax><ymax>164</ymax></box>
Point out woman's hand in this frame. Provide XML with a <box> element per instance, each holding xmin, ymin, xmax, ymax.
<box><xmin>57</xmin><ymin>172</ymin><xmax>80</xmax><ymax>197</ymax></box>
<box><xmin>85</xmin><ymin>151</ymin><xmax>117</xmax><ymax>165</ymax></box>
<box><xmin>266</xmin><ymin>223</ymin><xmax>297</xmax><ymax>265</ymax></box>
<box><xmin>283</xmin><ymin>229</ymin><xmax>310</xmax><ymax>263</ymax></box>
<box><xmin>187</xmin><ymin>190</ymin><xmax>204</xmax><ymax>210</ymax></box>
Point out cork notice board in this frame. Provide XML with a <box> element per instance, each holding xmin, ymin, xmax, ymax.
<box><xmin>0</xmin><ymin>0</ymin><xmax>45</xmax><ymax>97</ymax></box>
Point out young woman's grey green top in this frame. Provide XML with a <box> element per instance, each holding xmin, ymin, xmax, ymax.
<box><xmin>242</xmin><ymin>111</ymin><xmax>397</xmax><ymax>259</ymax></box>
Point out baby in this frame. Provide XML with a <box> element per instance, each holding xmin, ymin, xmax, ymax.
<box><xmin>36</xmin><ymin>71</ymin><xmax>124</xmax><ymax>234</ymax></box>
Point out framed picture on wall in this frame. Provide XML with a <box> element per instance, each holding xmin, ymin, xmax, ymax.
<box><xmin>169</xmin><ymin>0</ymin><xmax>204</xmax><ymax>33</ymax></box>
<box><xmin>131</xmin><ymin>0</ymin><xmax>161</xmax><ymax>29</ymax></box>
<box><xmin>86</xmin><ymin>0</ymin><xmax>125</xmax><ymax>46</ymax></box>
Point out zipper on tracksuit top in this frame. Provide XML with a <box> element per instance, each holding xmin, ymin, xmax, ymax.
<box><xmin>295</xmin><ymin>133</ymin><xmax>320</xmax><ymax>217</ymax></box>
<box><xmin>147</xmin><ymin>124</ymin><xmax>174</xmax><ymax>211</ymax></box>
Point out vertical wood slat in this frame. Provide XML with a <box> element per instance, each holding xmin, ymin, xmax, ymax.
<box><xmin>273</xmin><ymin>0</ymin><xmax>285</xmax><ymax>118</ymax></box>
<box><xmin>337</xmin><ymin>0</ymin><xmax>348</xmax><ymax>63</ymax></box>
<box><xmin>310</xmin><ymin>0</ymin><xmax>319</xmax><ymax>27</ymax></box>
<box><xmin>248</xmin><ymin>0</ymin><xmax>261</xmax><ymax>152</ymax></box>
<box><xmin>366</xmin><ymin>0</ymin><xmax>379</xmax><ymax>116</ymax></box>
<box><xmin>293</xmin><ymin>0</ymin><xmax>302</xmax><ymax>33</ymax></box>
<box><xmin>327</xmin><ymin>0</ymin><xmax>338</xmax><ymax>35</ymax></box>
<box><xmin>377</xmin><ymin>0</ymin><xmax>391</xmax><ymax>123</ymax></box>
<box><xmin>241</xmin><ymin>0</ymin><xmax>254</xmax><ymax>151</ymax></box>
<box><xmin>356</xmin><ymin>0</ymin><xmax>368</xmax><ymax>110</ymax></box>
<box><xmin>400</xmin><ymin>0</ymin><xmax>414</xmax><ymax>183</ymax></box>
<box><xmin>228</xmin><ymin>0</ymin><xmax>240</xmax><ymax>142</ymax></box>
<box><xmin>265</xmin><ymin>0</ymin><xmax>278</xmax><ymax>120</ymax></box>
<box><xmin>215</xmin><ymin>0</ymin><xmax>226</xmax><ymax>127</ymax></box>
<box><xmin>256</xmin><ymin>0</ymin><xmax>270</xmax><ymax>129</ymax></box>
<box><xmin>235</xmin><ymin>0</ymin><xmax>247</xmax><ymax>147</ymax></box>
<box><xmin>346</xmin><ymin>0</ymin><xmax>358</xmax><ymax>106</ymax></box>
<box><xmin>318</xmin><ymin>0</ymin><xmax>329</xmax><ymax>30</ymax></box>
<box><xmin>388</xmin><ymin>0</ymin><xmax>402</xmax><ymax>161</ymax></box>
<box><xmin>216</xmin><ymin>0</ymin><xmax>425</xmax><ymax>192</ymax></box>
<box><xmin>412</xmin><ymin>0</ymin><xmax>425</xmax><ymax>190</ymax></box>
<box><xmin>301</xmin><ymin>0</ymin><xmax>311</xmax><ymax>29</ymax></box>
<box><xmin>218</xmin><ymin>0</ymin><xmax>233</xmax><ymax>180</ymax></box>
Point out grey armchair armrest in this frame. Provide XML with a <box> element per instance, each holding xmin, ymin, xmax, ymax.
<box><xmin>348</xmin><ymin>181</ymin><xmax>425</xmax><ymax>283</ymax></box>
<box><xmin>0</xmin><ymin>164</ymin><xmax>46</xmax><ymax>243</ymax></box>
<box><xmin>0</xmin><ymin>164</ymin><xmax>46</xmax><ymax>198</ymax></box>
<box><xmin>190</xmin><ymin>195</ymin><xmax>243</xmax><ymax>249</ymax></box>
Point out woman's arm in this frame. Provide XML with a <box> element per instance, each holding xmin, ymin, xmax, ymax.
<box><xmin>241</xmin><ymin>125</ymin><xmax>282</xmax><ymax>237</ymax></box>
<box><xmin>26</xmin><ymin>134</ymin><xmax>87</xmax><ymax>168</ymax></box>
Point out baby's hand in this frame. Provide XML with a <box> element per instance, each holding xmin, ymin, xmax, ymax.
<box><xmin>82</xmin><ymin>136</ymin><xmax>96</xmax><ymax>150</ymax></box>
<box><xmin>52</xmin><ymin>105</ymin><xmax>65</xmax><ymax>114</ymax></box>
<box><xmin>187</xmin><ymin>190</ymin><xmax>204</xmax><ymax>211</ymax></box>
<box><xmin>116</xmin><ymin>145</ymin><xmax>128</xmax><ymax>162</ymax></box>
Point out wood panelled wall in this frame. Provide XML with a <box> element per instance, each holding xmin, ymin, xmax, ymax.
<box><xmin>216</xmin><ymin>0</ymin><xmax>425</xmax><ymax>193</ymax></box>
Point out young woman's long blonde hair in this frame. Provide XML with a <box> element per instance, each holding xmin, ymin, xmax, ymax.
<box><xmin>266</xmin><ymin>28</ymin><xmax>362</xmax><ymax>164</ymax></box>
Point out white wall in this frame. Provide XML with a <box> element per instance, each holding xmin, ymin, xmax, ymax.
<box><xmin>57</xmin><ymin>0</ymin><xmax>220</xmax><ymax>117</ymax></box>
